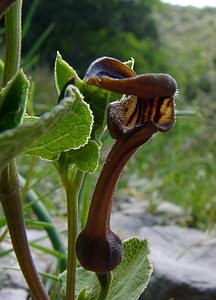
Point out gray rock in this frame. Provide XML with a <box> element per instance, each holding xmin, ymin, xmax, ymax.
<box><xmin>155</xmin><ymin>200</ymin><xmax>184</xmax><ymax>216</ymax></box>
<box><xmin>111</xmin><ymin>210</ymin><xmax>165</xmax><ymax>236</ymax></box>
<box><xmin>0</xmin><ymin>289</ymin><xmax>28</xmax><ymax>300</ymax></box>
<box><xmin>111</xmin><ymin>212</ymin><xmax>216</xmax><ymax>300</ymax></box>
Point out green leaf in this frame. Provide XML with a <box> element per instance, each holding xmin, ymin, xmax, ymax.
<box><xmin>0</xmin><ymin>59</ymin><xmax>4</xmax><ymax>73</ymax></box>
<box><xmin>124</xmin><ymin>57</ymin><xmax>135</xmax><ymax>70</ymax></box>
<box><xmin>59</xmin><ymin>268</ymin><xmax>95</xmax><ymax>298</ymax></box>
<box><xmin>26</xmin><ymin>85</ymin><xmax>93</xmax><ymax>161</ymax></box>
<box><xmin>59</xmin><ymin>269</ymin><xmax>66</xmax><ymax>296</ymax></box>
<box><xmin>0</xmin><ymin>69</ymin><xmax>29</xmax><ymax>132</ymax></box>
<box><xmin>106</xmin><ymin>238</ymin><xmax>152</xmax><ymax>300</ymax></box>
<box><xmin>80</xmin><ymin>83</ymin><xmax>121</xmax><ymax>140</ymax></box>
<box><xmin>76</xmin><ymin>288</ymin><xmax>89</xmax><ymax>300</ymax></box>
<box><xmin>63</xmin><ymin>140</ymin><xmax>101</xmax><ymax>173</ymax></box>
<box><xmin>55</xmin><ymin>51</ymin><xmax>81</xmax><ymax>94</ymax></box>
<box><xmin>0</xmin><ymin>88</ymin><xmax>90</xmax><ymax>172</ymax></box>
<box><xmin>0</xmin><ymin>216</ymin><xmax>6</xmax><ymax>228</ymax></box>
<box><xmin>54</xmin><ymin>53</ymin><xmax>109</xmax><ymax>138</ymax></box>
<box><xmin>54</xmin><ymin>54</ymin><xmax>130</xmax><ymax>140</ymax></box>
<box><xmin>60</xmin><ymin>237</ymin><xmax>153</xmax><ymax>300</ymax></box>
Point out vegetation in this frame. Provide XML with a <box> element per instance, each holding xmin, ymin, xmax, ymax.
<box><xmin>121</xmin><ymin>3</ymin><xmax>216</xmax><ymax>229</ymax></box>
<box><xmin>22</xmin><ymin>0</ymin><xmax>164</xmax><ymax>75</ymax></box>
<box><xmin>0</xmin><ymin>0</ymin><xmax>215</xmax><ymax>299</ymax></box>
<box><xmin>20</xmin><ymin>1</ymin><xmax>216</xmax><ymax>228</ymax></box>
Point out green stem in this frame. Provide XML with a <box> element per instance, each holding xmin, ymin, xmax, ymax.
<box><xmin>0</xmin><ymin>226</ymin><xmax>8</xmax><ymax>242</ymax></box>
<box><xmin>19</xmin><ymin>174</ymin><xmax>67</xmax><ymax>272</ymax></box>
<box><xmin>2</xmin><ymin>0</ymin><xmax>22</xmax><ymax>86</ymax></box>
<box><xmin>0</xmin><ymin>1</ymin><xmax>16</xmax><ymax>18</ymax></box>
<box><xmin>96</xmin><ymin>272</ymin><xmax>112</xmax><ymax>300</ymax></box>
<box><xmin>21</xmin><ymin>156</ymin><xmax>36</xmax><ymax>200</ymax></box>
<box><xmin>65</xmin><ymin>169</ymin><xmax>84</xmax><ymax>300</ymax></box>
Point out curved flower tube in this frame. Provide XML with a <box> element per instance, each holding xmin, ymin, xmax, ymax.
<box><xmin>76</xmin><ymin>57</ymin><xmax>178</xmax><ymax>275</ymax></box>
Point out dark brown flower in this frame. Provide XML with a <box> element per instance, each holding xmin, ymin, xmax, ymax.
<box><xmin>76</xmin><ymin>57</ymin><xmax>178</xmax><ymax>275</ymax></box>
<box><xmin>84</xmin><ymin>56</ymin><xmax>177</xmax><ymax>139</ymax></box>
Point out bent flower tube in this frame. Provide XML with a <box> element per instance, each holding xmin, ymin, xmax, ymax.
<box><xmin>76</xmin><ymin>57</ymin><xmax>178</xmax><ymax>275</ymax></box>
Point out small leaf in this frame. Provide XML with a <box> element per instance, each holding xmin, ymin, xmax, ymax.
<box><xmin>59</xmin><ymin>268</ymin><xmax>95</xmax><ymax>298</ymax></box>
<box><xmin>0</xmin><ymin>91</ymin><xmax>87</xmax><ymax>172</ymax></box>
<box><xmin>54</xmin><ymin>51</ymin><xmax>81</xmax><ymax>94</ymax></box>
<box><xmin>0</xmin><ymin>69</ymin><xmax>29</xmax><ymax>132</ymax></box>
<box><xmin>124</xmin><ymin>57</ymin><xmax>135</xmax><ymax>70</ymax></box>
<box><xmin>80</xmin><ymin>83</ymin><xmax>121</xmax><ymax>140</ymax></box>
<box><xmin>64</xmin><ymin>140</ymin><xmax>101</xmax><ymax>173</ymax></box>
<box><xmin>76</xmin><ymin>288</ymin><xmax>89</xmax><ymax>300</ymax></box>
<box><xmin>60</xmin><ymin>238</ymin><xmax>153</xmax><ymax>300</ymax></box>
<box><xmin>26</xmin><ymin>85</ymin><xmax>93</xmax><ymax>161</ymax></box>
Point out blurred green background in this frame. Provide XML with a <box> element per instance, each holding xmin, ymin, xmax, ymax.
<box><xmin>2</xmin><ymin>0</ymin><xmax>216</xmax><ymax>229</ymax></box>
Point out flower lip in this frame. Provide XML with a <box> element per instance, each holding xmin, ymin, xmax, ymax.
<box><xmin>84</xmin><ymin>56</ymin><xmax>136</xmax><ymax>82</ymax></box>
<box><xmin>84</xmin><ymin>56</ymin><xmax>178</xmax><ymax>139</ymax></box>
<box><xmin>84</xmin><ymin>57</ymin><xmax>177</xmax><ymax>99</ymax></box>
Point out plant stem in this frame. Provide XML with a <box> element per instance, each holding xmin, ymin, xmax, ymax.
<box><xmin>19</xmin><ymin>174</ymin><xmax>67</xmax><ymax>272</ymax></box>
<box><xmin>0</xmin><ymin>163</ymin><xmax>49</xmax><ymax>300</ymax></box>
<box><xmin>96</xmin><ymin>272</ymin><xmax>112</xmax><ymax>300</ymax></box>
<box><xmin>85</xmin><ymin>123</ymin><xmax>157</xmax><ymax>236</ymax></box>
<box><xmin>21</xmin><ymin>156</ymin><xmax>36</xmax><ymax>200</ymax></box>
<box><xmin>62</xmin><ymin>168</ymin><xmax>84</xmax><ymax>300</ymax></box>
<box><xmin>0</xmin><ymin>0</ymin><xmax>16</xmax><ymax>19</ymax></box>
<box><xmin>0</xmin><ymin>1</ymin><xmax>49</xmax><ymax>299</ymax></box>
<box><xmin>2</xmin><ymin>0</ymin><xmax>22</xmax><ymax>86</ymax></box>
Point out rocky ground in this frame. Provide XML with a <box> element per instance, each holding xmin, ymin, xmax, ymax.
<box><xmin>0</xmin><ymin>199</ymin><xmax>216</xmax><ymax>300</ymax></box>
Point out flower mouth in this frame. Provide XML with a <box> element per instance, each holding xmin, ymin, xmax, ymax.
<box><xmin>84</xmin><ymin>56</ymin><xmax>178</xmax><ymax>138</ymax></box>
<box><xmin>107</xmin><ymin>94</ymin><xmax>175</xmax><ymax>138</ymax></box>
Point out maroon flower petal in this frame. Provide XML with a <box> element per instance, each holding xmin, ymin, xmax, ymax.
<box><xmin>84</xmin><ymin>57</ymin><xmax>177</xmax><ymax>98</ymax></box>
<box><xmin>84</xmin><ymin>56</ymin><xmax>136</xmax><ymax>82</ymax></box>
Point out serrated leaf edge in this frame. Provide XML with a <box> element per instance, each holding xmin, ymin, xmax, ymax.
<box><xmin>122</xmin><ymin>237</ymin><xmax>153</xmax><ymax>296</ymax></box>
<box><xmin>26</xmin><ymin>86</ymin><xmax>94</xmax><ymax>161</ymax></box>
<box><xmin>54</xmin><ymin>51</ymin><xmax>81</xmax><ymax>94</ymax></box>
<box><xmin>0</xmin><ymin>97</ymin><xmax>74</xmax><ymax>172</ymax></box>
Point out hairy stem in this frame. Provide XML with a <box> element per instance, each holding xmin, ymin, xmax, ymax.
<box><xmin>2</xmin><ymin>0</ymin><xmax>21</xmax><ymax>86</ymax></box>
<box><xmin>19</xmin><ymin>174</ymin><xmax>67</xmax><ymax>272</ymax></box>
<box><xmin>60</xmin><ymin>167</ymin><xmax>84</xmax><ymax>300</ymax></box>
<box><xmin>21</xmin><ymin>156</ymin><xmax>36</xmax><ymax>200</ymax></box>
